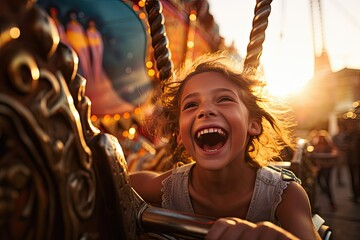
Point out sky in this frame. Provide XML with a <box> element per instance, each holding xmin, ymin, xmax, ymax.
<box><xmin>207</xmin><ymin>0</ymin><xmax>360</xmax><ymax>97</ymax></box>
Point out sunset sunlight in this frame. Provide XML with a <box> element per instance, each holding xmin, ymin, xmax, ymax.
<box><xmin>208</xmin><ymin>0</ymin><xmax>360</xmax><ymax>99</ymax></box>
<box><xmin>262</xmin><ymin>50</ymin><xmax>313</xmax><ymax>97</ymax></box>
<box><xmin>264</xmin><ymin>68</ymin><xmax>310</xmax><ymax>98</ymax></box>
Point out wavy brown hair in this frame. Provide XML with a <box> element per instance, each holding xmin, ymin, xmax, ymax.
<box><xmin>150</xmin><ymin>51</ymin><xmax>296</xmax><ymax>168</ymax></box>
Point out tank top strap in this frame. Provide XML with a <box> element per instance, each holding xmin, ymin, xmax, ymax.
<box><xmin>161</xmin><ymin>162</ymin><xmax>195</xmax><ymax>212</ymax></box>
<box><xmin>267</xmin><ymin>165</ymin><xmax>302</xmax><ymax>184</ymax></box>
<box><xmin>246</xmin><ymin>167</ymin><xmax>292</xmax><ymax>224</ymax></box>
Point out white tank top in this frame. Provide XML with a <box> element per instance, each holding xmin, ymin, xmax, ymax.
<box><xmin>161</xmin><ymin>162</ymin><xmax>300</xmax><ymax>225</ymax></box>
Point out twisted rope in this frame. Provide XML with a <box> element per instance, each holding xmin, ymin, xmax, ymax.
<box><xmin>145</xmin><ymin>0</ymin><xmax>174</xmax><ymax>91</ymax></box>
<box><xmin>244</xmin><ymin>0</ymin><xmax>273</xmax><ymax>70</ymax></box>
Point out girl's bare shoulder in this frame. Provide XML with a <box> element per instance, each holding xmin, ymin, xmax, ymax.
<box><xmin>276</xmin><ymin>181</ymin><xmax>319</xmax><ymax>239</ymax></box>
<box><xmin>129</xmin><ymin>170</ymin><xmax>172</xmax><ymax>205</ymax></box>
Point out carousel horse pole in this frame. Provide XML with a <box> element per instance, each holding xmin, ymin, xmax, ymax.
<box><xmin>145</xmin><ymin>0</ymin><xmax>174</xmax><ymax>89</ymax></box>
<box><xmin>244</xmin><ymin>0</ymin><xmax>273</xmax><ymax>71</ymax></box>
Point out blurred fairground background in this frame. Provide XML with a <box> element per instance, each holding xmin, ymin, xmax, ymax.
<box><xmin>35</xmin><ymin>1</ymin><xmax>360</xmax><ymax>239</ymax></box>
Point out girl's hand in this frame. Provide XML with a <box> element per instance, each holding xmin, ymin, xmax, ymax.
<box><xmin>205</xmin><ymin>218</ymin><xmax>299</xmax><ymax>240</ymax></box>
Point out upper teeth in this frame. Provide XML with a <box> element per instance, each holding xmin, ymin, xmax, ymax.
<box><xmin>197</xmin><ymin>128</ymin><xmax>225</xmax><ymax>138</ymax></box>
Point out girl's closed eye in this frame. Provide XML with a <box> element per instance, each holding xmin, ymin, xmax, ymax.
<box><xmin>183</xmin><ymin>102</ymin><xmax>198</xmax><ymax>110</ymax></box>
<box><xmin>218</xmin><ymin>96</ymin><xmax>235</xmax><ymax>103</ymax></box>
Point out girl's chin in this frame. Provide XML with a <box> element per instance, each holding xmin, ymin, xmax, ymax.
<box><xmin>194</xmin><ymin>157</ymin><xmax>230</xmax><ymax>170</ymax></box>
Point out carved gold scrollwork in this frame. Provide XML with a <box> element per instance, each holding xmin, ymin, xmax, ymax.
<box><xmin>34</xmin><ymin>69</ymin><xmax>96</xmax><ymax>236</ymax></box>
<box><xmin>1</xmin><ymin>1</ymin><xmax>96</xmax><ymax>238</ymax></box>
<box><xmin>1</xmin><ymin>0</ymin><xmax>148</xmax><ymax>238</ymax></box>
<box><xmin>54</xmin><ymin>43</ymin><xmax>79</xmax><ymax>84</ymax></box>
<box><xmin>0</xmin><ymin>162</ymin><xmax>31</xmax><ymax>218</ymax></box>
<box><xmin>24</xmin><ymin>6</ymin><xmax>59</xmax><ymax>59</ymax></box>
<box><xmin>69</xmin><ymin>74</ymin><xmax>100</xmax><ymax>139</ymax></box>
<box><xmin>0</xmin><ymin>102</ymin><xmax>51</xmax><ymax>239</ymax></box>
<box><xmin>69</xmin><ymin>170</ymin><xmax>95</xmax><ymax>220</ymax></box>
<box><xmin>8</xmin><ymin>50</ymin><xmax>39</xmax><ymax>94</ymax></box>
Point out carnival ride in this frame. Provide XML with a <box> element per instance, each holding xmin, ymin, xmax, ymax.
<box><xmin>0</xmin><ymin>0</ymin><xmax>331</xmax><ymax>239</ymax></box>
<box><xmin>34</xmin><ymin>0</ymin><xmax>231</xmax><ymax>168</ymax></box>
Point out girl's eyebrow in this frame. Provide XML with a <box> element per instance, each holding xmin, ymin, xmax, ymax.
<box><xmin>214</xmin><ymin>88</ymin><xmax>238</xmax><ymax>95</ymax></box>
<box><xmin>181</xmin><ymin>88</ymin><xmax>238</xmax><ymax>105</ymax></box>
<box><xmin>181</xmin><ymin>92</ymin><xmax>198</xmax><ymax>105</ymax></box>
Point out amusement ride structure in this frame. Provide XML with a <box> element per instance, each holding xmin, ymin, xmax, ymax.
<box><xmin>0</xmin><ymin>0</ymin><xmax>332</xmax><ymax>239</ymax></box>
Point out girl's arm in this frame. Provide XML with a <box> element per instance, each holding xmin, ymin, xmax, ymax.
<box><xmin>206</xmin><ymin>218</ymin><xmax>299</xmax><ymax>240</ymax></box>
<box><xmin>129</xmin><ymin>170</ymin><xmax>171</xmax><ymax>206</ymax></box>
<box><xmin>276</xmin><ymin>182</ymin><xmax>321</xmax><ymax>240</ymax></box>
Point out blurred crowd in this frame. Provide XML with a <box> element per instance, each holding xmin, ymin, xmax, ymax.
<box><xmin>307</xmin><ymin>118</ymin><xmax>360</xmax><ymax>212</ymax></box>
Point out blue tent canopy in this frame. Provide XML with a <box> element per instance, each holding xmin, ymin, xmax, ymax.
<box><xmin>37</xmin><ymin>0</ymin><xmax>152</xmax><ymax>113</ymax></box>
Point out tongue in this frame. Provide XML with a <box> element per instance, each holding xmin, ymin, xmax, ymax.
<box><xmin>203</xmin><ymin>142</ymin><xmax>224</xmax><ymax>151</ymax></box>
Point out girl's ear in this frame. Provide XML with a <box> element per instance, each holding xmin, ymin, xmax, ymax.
<box><xmin>176</xmin><ymin>130</ymin><xmax>183</xmax><ymax>145</ymax></box>
<box><xmin>248</xmin><ymin>120</ymin><xmax>261</xmax><ymax>136</ymax></box>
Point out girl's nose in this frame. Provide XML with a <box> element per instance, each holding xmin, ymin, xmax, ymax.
<box><xmin>197</xmin><ymin>108</ymin><xmax>217</xmax><ymax>119</ymax></box>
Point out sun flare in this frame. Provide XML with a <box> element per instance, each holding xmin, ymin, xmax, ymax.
<box><xmin>263</xmin><ymin>63</ymin><xmax>312</xmax><ymax>98</ymax></box>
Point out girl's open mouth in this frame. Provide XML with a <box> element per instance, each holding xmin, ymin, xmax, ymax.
<box><xmin>195</xmin><ymin>127</ymin><xmax>228</xmax><ymax>152</ymax></box>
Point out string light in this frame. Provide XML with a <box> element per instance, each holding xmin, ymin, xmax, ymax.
<box><xmin>103</xmin><ymin>114</ymin><xmax>111</xmax><ymax>121</ymax></box>
<box><xmin>113</xmin><ymin>114</ymin><xmax>121</xmax><ymax>120</ymax></box>
<box><xmin>123</xmin><ymin>112</ymin><xmax>130</xmax><ymax>119</ymax></box>
<box><xmin>352</xmin><ymin>101</ymin><xmax>359</xmax><ymax>108</ymax></box>
<box><xmin>189</xmin><ymin>13</ymin><xmax>197</xmax><ymax>21</ymax></box>
<box><xmin>129</xmin><ymin>127</ymin><xmax>136</xmax><ymax>135</ymax></box>
<box><xmin>9</xmin><ymin>27</ymin><xmax>20</xmax><ymax>39</ymax></box>
<box><xmin>138</xmin><ymin>0</ymin><xmax>145</xmax><ymax>8</ymax></box>
<box><xmin>133</xmin><ymin>5</ymin><xmax>140</xmax><ymax>11</ymax></box>
<box><xmin>148</xmin><ymin>69</ymin><xmax>155</xmax><ymax>76</ymax></box>
<box><xmin>91</xmin><ymin>115</ymin><xmax>98</xmax><ymax>122</ymax></box>
<box><xmin>139</xmin><ymin>12</ymin><xmax>146</xmax><ymax>20</ymax></box>
<box><xmin>122</xmin><ymin>131</ymin><xmax>129</xmax><ymax>138</ymax></box>
<box><xmin>307</xmin><ymin>145</ymin><xmax>314</xmax><ymax>153</ymax></box>
<box><xmin>146</xmin><ymin>61</ymin><xmax>153</xmax><ymax>68</ymax></box>
<box><xmin>134</xmin><ymin>107</ymin><xmax>141</xmax><ymax>114</ymax></box>
<box><xmin>187</xmin><ymin>41</ymin><xmax>194</xmax><ymax>49</ymax></box>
